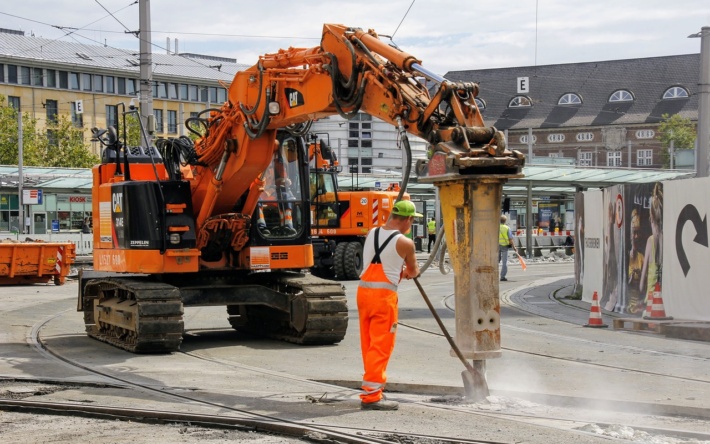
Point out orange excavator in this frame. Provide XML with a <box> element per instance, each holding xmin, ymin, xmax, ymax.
<box><xmin>77</xmin><ymin>23</ymin><xmax>522</xmax><ymax>353</ymax></box>
<box><xmin>306</xmin><ymin>136</ymin><xmax>405</xmax><ymax>280</ymax></box>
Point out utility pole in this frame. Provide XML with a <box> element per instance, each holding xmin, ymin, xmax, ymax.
<box><xmin>17</xmin><ymin>111</ymin><xmax>24</xmax><ymax>235</ymax></box>
<box><xmin>139</xmin><ymin>0</ymin><xmax>153</xmax><ymax>147</ymax></box>
<box><xmin>692</xmin><ymin>26</ymin><xmax>710</xmax><ymax>177</ymax></box>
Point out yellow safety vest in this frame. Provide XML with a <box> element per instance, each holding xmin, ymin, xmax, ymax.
<box><xmin>499</xmin><ymin>224</ymin><xmax>511</xmax><ymax>246</ymax></box>
<box><xmin>427</xmin><ymin>220</ymin><xmax>436</xmax><ymax>234</ymax></box>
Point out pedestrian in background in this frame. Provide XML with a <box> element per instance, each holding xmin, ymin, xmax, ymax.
<box><xmin>427</xmin><ymin>217</ymin><xmax>437</xmax><ymax>253</ymax></box>
<box><xmin>357</xmin><ymin>200</ymin><xmax>421</xmax><ymax>410</ymax></box>
<box><xmin>81</xmin><ymin>217</ymin><xmax>92</xmax><ymax>234</ymax></box>
<box><xmin>499</xmin><ymin>215</ymin><xmax>514</xmax><ymax>281</ymax></box>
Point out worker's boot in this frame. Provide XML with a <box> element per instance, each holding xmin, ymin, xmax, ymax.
<box><xmin>361</xmin><ymin>399</ymin><xmax>399</xmax><ymax>410</ymax></box>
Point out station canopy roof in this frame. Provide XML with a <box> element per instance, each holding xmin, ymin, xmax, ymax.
<box><xmin>338</xmin><ymin>165</ymin><xmax>694</xmax><ymax>198</ymax></box>
<box><xmin>0</xmin><ymin>165</ymin><xmax>695</xmax><ymax>197</ymax></box>
<box><xmin>0</xmin><ymin>166</ymin><xmax>93</xmax><ymax>190</ymax></box>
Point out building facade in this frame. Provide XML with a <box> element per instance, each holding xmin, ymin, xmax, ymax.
<box><xmin>445</xmin><ymin>54</ymin><xmax>700</xmax><ymax>169</ymax></box>
<box><xmin>0</xmin><ymin>30</ymin><xmax>247</xmax><ymax>156</ymax></box>
<box><xmin>0</xmin><ymin>28</ymin><xmax>703</xmax><ymax>235</ymax></box>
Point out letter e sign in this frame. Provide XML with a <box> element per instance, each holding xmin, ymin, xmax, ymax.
<box><xmin>517</xmin><ymin>77</ymin><xmax>529</xmax><ymax>94</ymax></box>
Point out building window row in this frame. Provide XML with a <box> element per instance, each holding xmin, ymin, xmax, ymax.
<box><xmin>498</xmin><ymin>86</ymin><xmax>689</xmax><ymax>109</ymax></box>
<box><xmin>152</xmin><ymin>81</ymin><xmax>226</xmax><ymax>103</ymax></box>
<box><xmin>0</xmin><ymin>63</ymin><xmax>226</xmax><ymax>104</ymax></box>
<box><xmin>576</xmin><ymin>149</ymin><xmax>653</xmax><ymax>167</ymax></box>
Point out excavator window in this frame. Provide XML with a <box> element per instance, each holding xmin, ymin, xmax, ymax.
<box><xmin>310</xmin><ymin>172</ymin><xmax>339</xmax><ymax>228</ymax></box>
<box><xmin>255</xmin><ymin>139</ymin><xmax>307</xmax><ymax>238</ymax></box>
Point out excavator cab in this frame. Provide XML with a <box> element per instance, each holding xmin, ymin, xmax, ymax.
<box><xmin>310</xmin><ymin>170</ymin><xmax>340</xmax><ymax>228</ymax></box>
<box><xmin>252</xmin><ymin>134</ymin><xmax>310</xmax><ymax>241</ymax></box>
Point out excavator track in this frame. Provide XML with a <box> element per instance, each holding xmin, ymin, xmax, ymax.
<box><xmin>228</xmin><ymin>272</ymin><xmax>348</xmax><ymax>345</ymax></box>
<box><xmin>82</xmin><ymin>278</ymin><xmax>184</xmax><ymax>353</ymax></box>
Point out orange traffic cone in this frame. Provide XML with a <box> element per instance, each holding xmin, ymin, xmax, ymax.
<box><xmin>643</xmin><ymin>282</ymin><xmax>673</xmax><ymax>321</ymax></box>
<box><xmin>584</xmin><ymin>291</ymin><xmax>608</xmax><ymax>328</ymax></box>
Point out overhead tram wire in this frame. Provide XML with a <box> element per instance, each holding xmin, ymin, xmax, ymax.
<box><xmin>391</xmin><ymin>0</ymin><xmax>416</xmax><ymax>39</ymax></box>
<box><xmin>94</xmin><ymin>0</ymin><xmax>135</xmax><ymax>34</ymax></box>
<box><xmin>0</xmin><ymin>2</ymin><xmax>138</xmax><ymax>58</ymax></box>
<box><xmin>1</xmin><ymin>9</ymin><xmax>236</xmax><ymax>79</ymax></box>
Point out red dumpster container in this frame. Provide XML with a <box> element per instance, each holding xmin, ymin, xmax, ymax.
<box><xmin>0</xmin><ymin>240</ymin><xmax>76</xmax><ymax>285</ymax></box>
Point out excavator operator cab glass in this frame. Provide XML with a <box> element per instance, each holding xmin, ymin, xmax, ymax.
<box><xmin>310</xmin><ymin>171</ymin><xmax>339</xmax><ymax>228</ymax></box>
<box><xmin>255</xmin><ymin>139</ymin><xmax>307</xmax><ymax>239</ymax></box>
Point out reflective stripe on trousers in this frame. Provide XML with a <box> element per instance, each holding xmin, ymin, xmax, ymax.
<box><xmin>357</xmin><ymin>278</ymin><xmax>398</xmax><ymax>403</ymax></box>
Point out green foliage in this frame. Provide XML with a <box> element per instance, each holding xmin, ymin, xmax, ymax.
<box><xmin>120</xmin><ymin>112</ymin><xmax>143</xmax><ymax>147</ymax></box>
<box><xmin>657</xmin><ymin>113</ymin><xmax>696</xmax><ymax>168</ymax></box>
<box><xmin>39</xmin><ymin>115</ymin><xmax>99</xmax><ymax>168</ymax></box>
<box><xmin>0</xmin><ymin>95</ymin><xmax>46</xmax><ymax>165</ymax></box>
<box><xmin>0</xmin><ymin>95</ymin><xmax>99</xmax><ymax>167</ymax></box>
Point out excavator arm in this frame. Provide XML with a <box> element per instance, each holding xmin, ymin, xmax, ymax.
<box><xmin>190</xmin><ymin>23</ymin><xmax>523</xmax><ymax>250</ymax></box>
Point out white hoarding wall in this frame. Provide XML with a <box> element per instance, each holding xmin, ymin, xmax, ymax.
<box><xmin>581</xmin><ymin>177</ymin><xmax>709</xmax><ymax>320</ymax></box>
<box><xmin>663</xmin><ymin>177</ymin><xmax>710</xmax><ymax>321</ymax></box>
<box><xmin>581</xmin><ymin>190</ymin><xmax>604</xmax><ymax>303</ymax></box>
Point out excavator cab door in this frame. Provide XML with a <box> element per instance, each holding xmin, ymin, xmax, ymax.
<box><xmin>253</xmin><ymin>135</ymin><xmax>310</xmax><ymax>241</ymax></box>
<box><xmin>310</xmin><ymin>171</ymin><xmax>340</xmax><ymax>229</ymax></box>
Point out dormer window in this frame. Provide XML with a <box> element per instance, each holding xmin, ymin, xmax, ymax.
<box><xmin>609</xmin><ymin>89</ymin><xmax>634</xmax><ymax>102</ymax></box>
<box><xmin>474</xmin><ymin>98</ymin><xmax>486</xmax><ymax>110</ymax></box>
<box><xmin>558</xmin><ymin>93</ymin><xmax>582</xmax><ymax>105</ymax></box>
<box><xmin>508</xmin><ymin>95</ymin><xmax>532</xmax><ymax>108</ymax></box>
<box><xmin>663</xmin><ymin>86</ymin><xmax>689</xmax><ymax>99</ymax></box>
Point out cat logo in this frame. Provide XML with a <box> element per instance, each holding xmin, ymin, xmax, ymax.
<box><xmin>112</xmin><ymin>192</ymin><xmax>123</xmax><ymax>213</ymax></box>
<box><xmin>285</xmin><ymin>88</ymin><xmax>304</xmax><ymax>108</ymax></box>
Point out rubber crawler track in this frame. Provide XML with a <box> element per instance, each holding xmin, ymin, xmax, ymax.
<box><xmin>228</xmin><ymin>272</ymin><xmax>348</xmax><ymax>345</ymax></box>
<box><xmin>83</xmin><ymin>273</ymin><xmax>348</xmax><ymax>353</ymax></box>
<box><xmin>83</xmin><ymin>278</ymin><xmax>184</xmax><ymax>353</ymax></box>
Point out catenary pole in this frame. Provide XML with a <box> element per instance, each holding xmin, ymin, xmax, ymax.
<box><xmin>695</xmin><ymin>26</ymin><xmax>710</xmax><ymax>177</ymax></box>
<box><xmin>17</xmin><ymin>111</ymin><xmax>23</xmax><ymax>234</ymax></box>
<box><xmin>139</xmin><ymin>0</ymin><xmax>153</xmax><ymax>147</ymax></box>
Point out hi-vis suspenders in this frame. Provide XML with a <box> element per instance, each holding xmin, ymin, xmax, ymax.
<box><xmin>359</xmin><ymin>228</ymin><xmax>399</xmax><ymax>292</ymax></box>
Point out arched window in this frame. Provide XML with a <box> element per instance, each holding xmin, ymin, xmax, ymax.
<box><xmin>663</xmin><ymin>86</ymin><xmax>689</xmax><ymax>99</ymax></box>
<box><xmin>508</xmin><ymin>95</ymin><xmax>532</xmax><ymax>108</ymax></box>
<box><xmin>558</xmin><ymin>93</ymin><xmax>582</xmax><ymax>105</ymax></box>
<box><xmin>609</xmin><ymin>89</ymin><xmax>634</xmax><ymax>102</ymax></box>
<box><xmin>474</xmin><ymin>98</ymin><xmax>486</xmax><ymax>110</ymax></box>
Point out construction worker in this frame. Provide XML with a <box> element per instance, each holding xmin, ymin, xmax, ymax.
<box><xmin>358</xmin><ymin>200</ymin><xmax>421</xmax><ymax>411</ymax></box>
<box><xmin>499</xmin><ymin>215</ymin><xmax>514</xmax><ymax>282</ymax></box>
<box><xmin>427</xmin><ymin>217</ymin><xmax>437</xmax><ymax>253</ymax></box>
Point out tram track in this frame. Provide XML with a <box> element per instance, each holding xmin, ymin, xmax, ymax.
<box><xmin>5</xmin><ymin>281</ymin><xmax>710</xmax><ymax>443</ymax></box>
<box><xmin>21</xmin><ymin>305</ymin><xmax>698</xmax><ymax>444</ymax></box>
<box><xmin>7</xmin><ymin>307</ymin><xmax>515</xmax><ymax>444</ymax></box>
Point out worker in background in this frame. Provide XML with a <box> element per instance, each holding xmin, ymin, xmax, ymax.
<box><xmin>427</xmin><ymin>217</ymin><xmax>437</xmax><ymax>253</ymax></box>
<box><xmin>499</xmin><ymin>215</ymin><xmax>515</xmax><ymax>282</ymax></box>
<box><xmin>357</xmin><ymin>200</ymin><xmax>421</xmax><ymax>411</ymax></box>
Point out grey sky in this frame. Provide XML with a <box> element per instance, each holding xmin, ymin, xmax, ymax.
<box><xmin>2</xmin><ymin>1</ymin><xmax>709</xmax><ymax>75</ymax></box>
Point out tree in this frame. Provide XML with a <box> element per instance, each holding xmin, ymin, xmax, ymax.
<box><xmin>0</xmin><ymin>95</ymin><xmax>46</xmax><ymax>165</ymax></box>
<box><xmin>35</xmin><ymin>115</ymin><xmax>99</xmax><ymax>168</ymax></box>
<box><xmin>1</xmin><ymin>95</ymin><xmax>99</xmax><ymax>167</ymax></box>
<box><xmin>657</xmin><ymin>113</ymin><xmax>696</xmax><ymax>168</ymax></box>
<box><xmin>116</xmin><ymin>111</ymin><xmax>143</xmax><ymax>147</ymax></box>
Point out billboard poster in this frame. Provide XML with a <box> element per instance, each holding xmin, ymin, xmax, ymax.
<box><xmin>622</xmin><ymin>183</ymin><xmax>657</xmax><ymax>316</ymax></box>
<box><xmin>601</xmin><ymin>185</ymin><xmax>625</xmax><ymax>313</ymax></box>
<box><xmin>573</xmin><ymin>192</ymin><xmax>584</xmax><ymax>294</ymax></box>
<box><xmin>538</xmin><ymin>202</ymin><xmax>559</xmax><ymax>230</ymax></box>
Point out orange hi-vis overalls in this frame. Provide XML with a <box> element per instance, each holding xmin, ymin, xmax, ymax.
<box><xmin>357</xmin><ymin>228</ymin><xmax>402</xmax><ymax>403</ymax></box>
